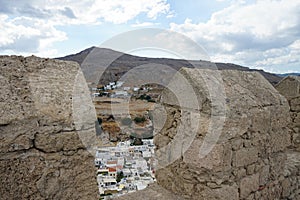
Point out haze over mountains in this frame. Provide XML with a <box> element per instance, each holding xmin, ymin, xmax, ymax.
<box><xmin>58</xmin><ymin>46</ymin><xmax>290</xmax><ymax>86</ymax></box>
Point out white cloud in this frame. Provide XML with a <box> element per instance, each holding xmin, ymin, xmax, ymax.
<box><xmin>0</xmin><ymin>0</ymin><xmax>171</xmax><ymax>56</ymax></box>
<box><xmin>131</xmin><ymin>22</ymin><xmax>159</xmax><ymax>28</ymax></box>
<box><xmin>76</xmin><ymin>0</ymin><xmax>170</xmax><ymax>24</ymax></box>
<box><xmin>0</xmin><ymin>14</ymin><xmax>67</xmax><ymax>57</ymax></box>
<box><xmin>0</xmin><ymin>0</ymin><xmax>171</xmax><ymax>25</ymax></box>
<box><xmin>170</xmin><ymin>0</ymin><xmax>300</xmax><ymax>73</ymax></box>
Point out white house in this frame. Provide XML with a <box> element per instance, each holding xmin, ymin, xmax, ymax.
<box><xmin>108</xmin><ymin>168</ymin><xmax>117</xmax><ymax>178</ymax></box>
<box><xmin>135</xmin><ymin>181</ymin><xmax>148</xmax><ymax>190</ymax></box>
<box><xmin>102</xmin><ymin>177</ymin><xmax>117</xmax><ymax>187</ymax></box>
<box><xmin>142</xmin><ymin>150</ymin><xmax>152</xmax><ymax>158</ymax></box>
<box><xmin>97</xmin><ymin>169</ymin><xmax>109</xmax><ymax>176</ymax></box>
<box><xmin>135</xmin><ymin>158</ymin><xmax>148</xmax><ymax>171</ymax></box>
<box><xmin>106</xmin><ymin>160</ymin><xmax>117</xmax><ymax>168</ymax></box>
<box><xmin>122</xmin><ymin>168</ymin><xmax>131</xmax><ymax>178</ymax></box>
<box><xmin>133</xmin><ymin>87</ymin><xmax>140</xmax><ymax>92</ymax></box>
<box><xmin>134</xmin><ymin>145</ymin><xmax>148</xmax><ymax>152</ymax></box>
<box><xmin>92</xmin><ymin>92</ymin><xmax>100</xmax><ymax>97</ymax></box>
<box><xmin>116</xmin><ymin>81</ymin><xmax>124</xmax><ymax>88</ymax></box>
<box><xmin>105</xmin><ymin>85</ymin><xmax>112</xmax><ymax>90</ymax></box>
<box><xmin>142</xmin><ymin>139</ymin><xmax>154</xmax><ymax>146</ymax></box>
<box><xmin>114</xmin><ymin>91</ymin><xmax>128</xmax><ymax>96</ymax></box>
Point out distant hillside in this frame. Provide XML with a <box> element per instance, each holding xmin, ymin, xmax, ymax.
<box><xmin>277</xmin><ymin>73</ymin><xmax>300</xmax><ymax>77</ymax></box>
<box><xmin>58</xmin><ymin>46</ymin><xmax>96</xmax><ymax>64</ymax></box>
<box><xmin>58</xmin><ymin>47</ymin><xmax>282</xmax><ymax>86</ymax></box>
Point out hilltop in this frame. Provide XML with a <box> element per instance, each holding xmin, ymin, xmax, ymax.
<box><xmin>58</xmin><ymin>47</ymin><xmax>282</xmax><ymax>86</ymax></box>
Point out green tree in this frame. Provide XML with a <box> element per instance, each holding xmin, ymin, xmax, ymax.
<box><xmin>116</xmin><ymin>171</ymin><xmax>124</xmax><ymax>182</ymax></box>
<box><xmin>134</xmin><ymin>116</ymin><xmax>146</xmax><ymax>123</ymax></box>
<box><xmin>133</xmin><ymin>138</ymin><xmax>143</xmax><ymax>145</ymax></box>
<box><xmin>97</xmin><ymin>117</ymin><xmax>102</xmax><ymax>125</ymax></box>
<box><xmin>121</xmin><ymin>118</ymin><xmax>132</xmax><ymax>126</ymax></box>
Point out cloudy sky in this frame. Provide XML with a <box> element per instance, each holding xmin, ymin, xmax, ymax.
<box><xmin>0</xmin><ymin>0</ymin><xmax>299</xmax><ymax>73</ymax></box>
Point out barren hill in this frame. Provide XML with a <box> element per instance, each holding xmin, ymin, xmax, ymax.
<box><xmin>58</xmin><ymin>47</ymin><xmax>282</xmax><ymax>86</ymax></box>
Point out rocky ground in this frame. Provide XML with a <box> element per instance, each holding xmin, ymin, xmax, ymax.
<box><xmin>94</xmin><ymin>95</ymin><xmax>157</xmax><ymax>142</ymax></box>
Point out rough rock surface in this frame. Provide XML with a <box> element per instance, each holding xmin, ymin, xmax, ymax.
<box><xmin>276</xmin><ymin>76</ymin><xmax>300</xmax><ymax>150</ymax></box>
<box><xmin>275</xmin><ymin>76</ymin><xmax>300</xmax><ymax>200</ymax></box>
<box><xmin>114</xmin><ymin>184</ymin><xmax>186</xmax><ymax>200</ymax></box>
<box><xmin>1</xmin><ymin>56</ymin><xmax>298</xmax><ymax>200</ymax></box>
<box><xmin>118</xmin><ymin>68</ymin><xmax>298</xmax><ymax>200</ymax></box>
<box><xmin>109</xmin><ymin>69</ymin><xmax>300</xmax><ymax>200</ymax></box>
<box><xmin>0</xmin><ymin>56</ymin><xmax>99</xmax><ymax>199</ymax></box>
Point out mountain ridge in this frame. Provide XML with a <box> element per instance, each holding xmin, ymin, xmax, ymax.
<box><xmin>58</xmin><ymin>47</ymin><xmax>283</xmax><ymax>85</ymax></box>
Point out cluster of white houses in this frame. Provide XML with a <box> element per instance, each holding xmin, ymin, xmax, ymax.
<box><xmin>91</xmin><ymin>81</ymin><xmax>151</xmax><ymax>98</ymax></box>
<box><xmin>95</xmin><ymin>139</ymin><xmax>156</xmax><ymax>198</ymax></box>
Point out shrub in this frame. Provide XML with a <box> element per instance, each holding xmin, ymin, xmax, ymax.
<box><xmin>121</xmin><ymin>117</ymin><xmax>132</xmax><ymax>126</ymax></box>
<box><xmin>134</xmin><ymin>116</ymin><xmax>146</xmax><ymax>123</ymax></box>
<box><xmin>97</xmin><ymin>117</ymin><xmax>102</xmax><ymax>125</ymax></box>
<box><xmin>141</xmin><ymin>131</ymin><xmax>153</xmax><ymax>139</ymax></box>
<box><xmin>132</xmin><ymin>138</ymin><xmax>143</xmax><ymax>145</ymax></box>
<box><xmin>138</xmin><ymin>94</ymin><xmax>151</xmax><ymax>101</ymax></box>
<box><xmin>147</xmin><ymin>99</ymin><xmax>155</xmax><ymax>102</ymax></box>
<box><xmin>116</xmin><ymin>171</ymin><xmax>124</xmax><ymax>182</ymax></box>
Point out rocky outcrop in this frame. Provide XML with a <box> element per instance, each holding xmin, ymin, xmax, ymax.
<box><xmin>116</xmin><ymin>68</ymin><xmax>298</xmax><ymax>199</ymax></box>
<box><xmin>0</xmin><ymin>56</ymin><xmax>99</xmax><ymax>199</ymax></box>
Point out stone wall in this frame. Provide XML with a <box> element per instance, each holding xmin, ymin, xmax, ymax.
<box><xmin>116</xmin><ymin>68</ymin><xmax>299</xmax><ymax>200</ymax></box>
<box><xmin>276</xmin><ymin>76</ymin><xmax>300</xmax><ymax>151</ymax></box>
<box><xmin>1</xmin><ymin>56</ymin><xmax>298</xmax><ymax>200</ymax></box>
<box><xmin>154</xmin><ymin>68</ymin><xmax>297</xmax><ymax>200</ymax></box>
<box><xmin>0</xmin><ymin>56</ymin><xmax>99</xmax><ymax>199</ymax></box>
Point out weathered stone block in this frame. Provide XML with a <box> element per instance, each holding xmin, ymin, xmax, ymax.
<box><xmin>34</xmin><ymin>131</ymin><xmax>85</xmax><ymax>153</ymax></box>
<box><xmin>184</xmin><ymin>140</ymin><xmax>224</xmax><ymax>171</ymax></box>
<box><xmin>201</xmin><ymin>184</ymin><xmax>239</xmax><ymax>200</ymax></box>
<box><xmin>233</xmin><ymin>168</ymin><xmax>246</xmax><ymax>180</ymax></box>
<box><xmin>250</xmin><ymin>108</ymin><xmax>271</xmax><ymax>133</ymax></box>
<box><xmin>259</xmin><ymin>165</ymin><xmax>270</xmax><ymax>186</ymax></box>
<box><xmin>269</xmin><ymin>132</ymin><xmax>291</xmax><ymax>153</ymax></box>
<box><xmin>184</xmin><ymin>141</ymin><xmax>232</xmax><ymax>172</ymax></box>
<box><xmin>246</xmin><ymin>164</ymin><xmax>256</xmax><ymax>175</ymax></box>
<box><xmin>275</xmin><ymin>76</ymin><xmax>300</xmax><ymax>99</ymax></box>
<box><xmin>269</xmin><ymin>153</ymin><xmax>286</xmax><ymax>180</ymax></box>
<box><xmin>290</xmin><ymin>97</ymin><xmax>300</xmax><ymax>112</ymax></box>
<box><xmin>0</xmin><ymin>56</ymin><xmax>98</xmax><ymax>200</ymax></box>
<box><xmin>233</xmin><ymin>147</ymin><xmax>258</xmax><ymax>167</ymax></box>
<box><xmin>292</xmin><ymin>112</ymin><xmax>300</xmax><ymax>127</ymax></box>
<box><xmin>240</xmin><ymin>173</ymin><xmax>259</xmax><ymax>199</ymax></box>
<box><xmin>281</xmin><ymin>178</ymin><xmax>291</xmax><ymax>198</ymax></box>
<box><xmin>231</xmin><ymin>138</ymin><xmax>243</xmax><ymax>151</ymax></box>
